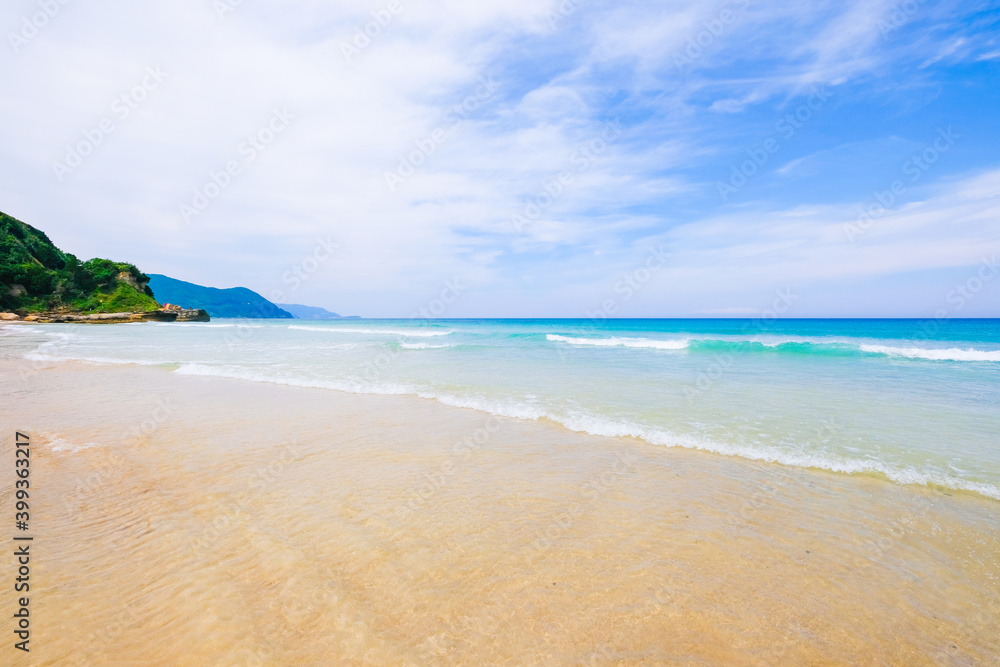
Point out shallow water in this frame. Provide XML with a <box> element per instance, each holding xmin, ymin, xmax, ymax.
<box><xmin>5</xmin><ymin>318</ymin><xmax>999</xmax><ymax>499</ymax></box>
<box><xmin>1</xmin><ymin>360</ymin><xmax>998</xmax><ymax>665</ymax></box>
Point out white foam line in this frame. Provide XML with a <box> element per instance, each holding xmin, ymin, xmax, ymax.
<box><xmin>0</xmin><ymin>325</ymin><xmax>35</xmax><ymax>334</ymax></box>
<box><xmin>24</xmin><ymin>353</ymin><xmax>172</xmax><ymax>366</ymax></box>
<box><xmin>155</xmin><ymin>323</ymin><xmax>258</xmax><ymax>328</ymax></box>
<box><xmin>547</xmin><ymin>334</ymin><xmax>689</xmax><ymax>350</ymax></box>
<box><xmin>168</xmin><ymin>362</ymin><xmax>1000</xmax><ymax>501</ymax></box>
<box><xmin>289</xmin><ymin>325</ymin><xmax>453</xmax><ymax>337</ymax></box>
<box><xmin>173</xmin><ymin>363</ymin><xmax>418</xmax><ymax>396</ymax></box>
<box><xmin>860</xmin><ymin>344</ymin><xmax>1000</xmax><ymax>362</ymax></box>
<box><xmin>553</xmin><ymin>414</ymin><xmax>1000</xmax><ymax>499</ymax></box>
<box><xmin>400</xmin><ymin>342</ymin><xmax>453</xmax><ymax>349</ymax></box>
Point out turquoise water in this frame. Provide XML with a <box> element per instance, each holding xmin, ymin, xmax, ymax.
<box><xmin>5</xmin><ymin>318</ymin><xmax>1000</xmax><ymax>498</ymax></box>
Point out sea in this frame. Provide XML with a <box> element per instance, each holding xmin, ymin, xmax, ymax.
<box><xmin>5</xmin><ymin>317</ymin><xmax>999</xmax><ymax>499</ymax></box>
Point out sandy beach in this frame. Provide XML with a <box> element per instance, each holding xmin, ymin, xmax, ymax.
<box><xmin>3</xmin><ymin>0</ymin><xmax>999</xmax><ymax>662</ymax></box>
<box><xmin>1</xmin><ymin>356</ymin><xmax>997</xmax><ymax>665</ymax></box>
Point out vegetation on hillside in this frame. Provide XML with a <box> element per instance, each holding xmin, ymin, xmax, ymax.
<box><xmin>0</xmin><ymin>210</ymin><xmax>160</xmax><ymax>314</ymax></box>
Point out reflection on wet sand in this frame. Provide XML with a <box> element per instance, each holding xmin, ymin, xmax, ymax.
<box><xmin>1</xmin><ymin>361</ymin><xmax>998</xmax><ymax>665</ymax></box>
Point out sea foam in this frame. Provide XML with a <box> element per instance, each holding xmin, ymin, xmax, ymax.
<box><xmin>547</xmin><ymin>334</ymin><xmax>690</xmax><ymax>349</ymax></box>
<box><xmin>860</xmin><ymin>344</ymin><xmax>1000</xmax><ymax>362</ymax></box>
<box><xmin>171</xmin><ymin>361</ymin><xmax>1000</xmax><ymax>500</ymax></box>
<box><xmin>24</xmin><ymin>352</ymin><xmax>172</xmax><ymax>366</ymax></box>
<box><xmin>289</xmin><ymin>325</ymin><xmax>453</xmax><ymax>337</ymax></box>
<box><xmin>399</xmin><ymin>342</ymin><xmax>453</xmax><ymax>349</ymax></box>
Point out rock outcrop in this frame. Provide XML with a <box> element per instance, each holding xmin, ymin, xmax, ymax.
<box><xmin>0</xmin><ymin>312</ymin><xmax>20</xmax><ymax>321</ymax></box>
<box><xmin>159</xmin><ymin>303</ymin><xmax>210</xmax><ymax>321</ymax></box>
<box><xmin>116</xmin><ymin>270</ymin><xmax>147</xmax><ymax>292</ymax></box>
<box><xmin>172</xmin><ymin>308</ymin><xmax>211</xmax><ymax>322</ymax></box>
<box><xmin>12</xmin><ymin>306</ymin><xmax>209</xmax><ymax>324</ymax></box>
<box><xmin>25</xmin><ymin>310</ymin><xmax>180</xmax><ymax>324</ymax></box>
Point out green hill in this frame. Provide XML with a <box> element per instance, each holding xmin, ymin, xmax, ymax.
<box><xmin>0</xmin><ymin>210</ymin><xmax>159</xmax><ymax>314</ymax></box>
<box><xmin>147</xmin><ymin>274</ymin><xmax>293</xmax><ymax>319</ymax></box>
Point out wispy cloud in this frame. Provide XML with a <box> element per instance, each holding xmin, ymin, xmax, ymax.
<box><xmin>0</xmin><ymin>0</ymin><xmax>997</xmax><ymax>316</ymax></box>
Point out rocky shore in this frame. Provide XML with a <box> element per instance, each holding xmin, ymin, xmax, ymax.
<box><xmin>0</xmin><ymin>305</ymin><xmax>209</xmax><ymax>324</ymax></box>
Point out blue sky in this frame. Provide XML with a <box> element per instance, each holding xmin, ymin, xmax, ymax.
<box><xmin>1</xmin><ymin>0</ymin><xmax>998</xmax><ymax>316</ymax></box>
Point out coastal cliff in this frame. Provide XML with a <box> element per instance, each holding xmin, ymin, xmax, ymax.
<box><xmin>0</xmin><ymin>211</ymin><xmax>208</xmax><ymax>322</ymax></box>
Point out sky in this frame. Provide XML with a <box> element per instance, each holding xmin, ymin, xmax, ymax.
<box><xmin>1</xmin><ymin>0</ymin><xmax>998</xmax><ymax>317</ymax></box>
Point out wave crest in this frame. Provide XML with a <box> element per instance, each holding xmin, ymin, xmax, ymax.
<box><xmin>547</xmin><ymin>334</ymin><xmax>690</xmax><ymax>350</ymax></box>
<box><xmin>860</xmin><ymin>344</ymin><xmax>1000</xmax><ymax>362</ymax></box>
<box><xmin>547</xmin><ymin>334</ymin><xmax>1000</xmax><ymax>362</ymax></box>
<box><xmin>169</xmin><ymin>362</ymin><xmax>1000</xmax><ymax>500</ymax></box>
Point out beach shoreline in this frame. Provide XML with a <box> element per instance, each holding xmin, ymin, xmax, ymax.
<box><xmin>1</xmin><ymin>357</ymin><xmax>998</xmax><ymax>664</ymax></box>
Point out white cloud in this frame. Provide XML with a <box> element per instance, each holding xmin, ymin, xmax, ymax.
<box><xmin>0</xmin><ymin>0</ymin><xmax>996</xmax><ymax>316</ymax></box>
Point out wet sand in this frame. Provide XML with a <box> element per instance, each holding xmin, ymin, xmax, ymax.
<box><xmin>1</xmin><ymin>358</ymin><xmax>998</xmax><ymax>665</ymax></box>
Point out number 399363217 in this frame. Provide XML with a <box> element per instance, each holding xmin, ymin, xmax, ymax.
<box><xmin>15</xmin><ymin>432</ymin><xmax>30</xmax><ymax>529</ymax></box>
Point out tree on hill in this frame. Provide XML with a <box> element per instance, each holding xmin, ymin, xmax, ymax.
<box><xmin>0</xmin><ymin>210</ymin><xmax>160</xmax><ymax>314</ymax></box>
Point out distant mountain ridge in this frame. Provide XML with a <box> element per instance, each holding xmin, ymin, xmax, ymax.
<box><xmin>277</xmin><ymin>303</ymin><xmax>358</xmax><ymax>319</ymax></box>
<box><xmin>147</xmin><ymin>274</ymin><xmax>293</xmax><ymax>319</ymax></box>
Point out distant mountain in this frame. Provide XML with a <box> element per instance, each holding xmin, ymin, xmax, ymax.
<box><xmin>147</xmin><ymin>274</ymin><xmax>293</xmax><ymax>319</ymax></box>
<box><xmin>1</xmin><ymin>210</ymin><xmax>160</xmax><ymax>314</ymax></box>
<box><xmin>277</xmin><ymin>303</ymin><xmax>345</xmax><ymax>319</ymax></box>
